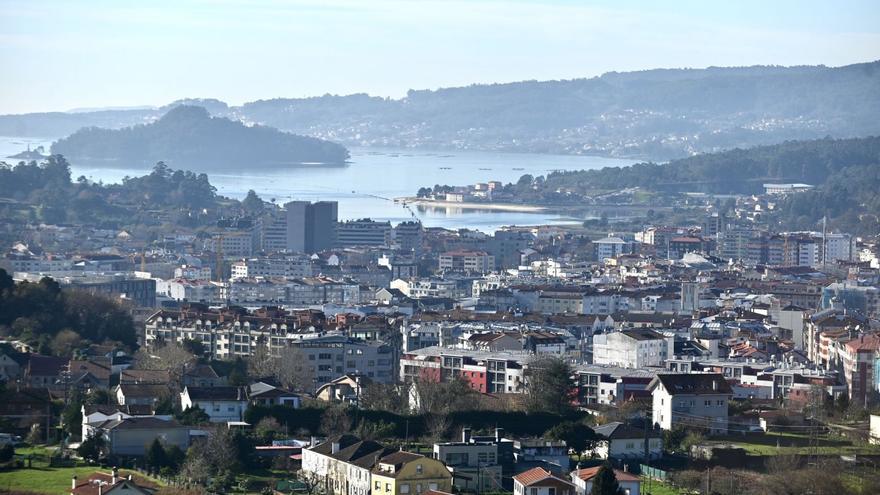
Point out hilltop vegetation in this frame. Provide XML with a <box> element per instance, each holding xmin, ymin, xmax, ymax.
<box><xmin>2</xmin><ymin>62</ymin><xmax>878</xmax><ymax>159</ymax></box>
<box><xmin>536</xmin><ymin>136</ymin><xmax>880</xmax><ymax>195</ymax></box>
<box><xmin>0</xmin><ymin>155</ymin><xmax>225</xmax><ymax>228</ymax></box>
<box><xmin>51</xmin><ymin>105</ymin><xmax>349</xmax><ymax>169</ymax></box>
<box><xmin>0</xmin><ymin>269</ymin><xmax>137</xmax><ymax>353</ymax></box>
<box><xmin>524</xmin><ymin>136</ymin><xmax>880</xmax><ymax>235</ymax></box>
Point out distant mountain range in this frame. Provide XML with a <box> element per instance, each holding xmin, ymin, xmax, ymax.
<box><xmin>50</xmin><ymin>105</ymin><xmax>350</xmax><ymax>169</ymax></box>
<box><xmin>2</xmin><ymin>61</ymin><xmax>879</xmax><ymax>160</ymax></box>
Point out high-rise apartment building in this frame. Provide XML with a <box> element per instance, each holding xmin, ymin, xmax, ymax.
<box><xmin>259</xmin><ymin>201</ymin><xmax>338</xmax><ymax>254</ymax></box>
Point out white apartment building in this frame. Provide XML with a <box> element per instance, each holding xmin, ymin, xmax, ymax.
<box><xmin>391</xmin><ymin>278</ymin><xmax>458</xmax><ymax>299</ymax></box>
<box><xmin>336</xmin><ymin>219</ymin><xmax>392</xmax><ymax>248</ymax></box>
<box><xmin>592</xmin><ymin>329</ymin><xmax>669</xmax><ymax>368</ymax></box>
<box><xmin>650</xmin><ymin>373</ymin><xmax>733</xmax><ymax>434</ymax></box>
<box><xmin>205</xmin><ymin>230</ymin><xmax>257</xmax><ymax>257</ymax></box>
<box><xmin>824</xmin><ymin>233</ymin><xmax>857</xmax><ymax>264</ymax></box>
<box><xmin>438</xmin><ymin>250</ymin><xmax>495</xmax><ymax>274</ymax></box>
<box><xmin>230</xmin><ymin>256</ymin><xmax>314</xmax><ymax>280</ymax></box>
<box><xmin>227</xmin><ymin>277</ymin><xmax>359</xmax><ymax>306</ymax></box>
<box><xmin>593</xmin><ymin>235</ymin><xmax>632</xmax><ymax>262</ymax></box>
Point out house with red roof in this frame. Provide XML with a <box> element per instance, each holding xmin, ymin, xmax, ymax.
<box><xmin>570</xmin><ymin>466</ymin><xmax>640</xmax><ymax>495</ymax></box>
<box><xmin>70</xmin><ymin>468</ymin><xmax>155</xmax><ymax>495</ymax></box>
<box><xmin>513</xmin><ymin>467</ymin><xmax>575</xmax><ymax>495</ymax></box>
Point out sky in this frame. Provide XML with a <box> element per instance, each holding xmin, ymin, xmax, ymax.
<box><xmin>1</xmin><ymin>0</ymin><xmax>879</xmax><ymax>114</ymax></box>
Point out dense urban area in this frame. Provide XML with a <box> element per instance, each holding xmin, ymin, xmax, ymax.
<box><xmin>1</xmin><ymin>137</ymin><xmax>880</xmax><ymax>495</ymax></box>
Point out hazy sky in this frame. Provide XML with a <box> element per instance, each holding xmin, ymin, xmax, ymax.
<box><xmin>1</xmin><ymin>0</ymin><xmax>879</xmax><ymax>114</ymax></box>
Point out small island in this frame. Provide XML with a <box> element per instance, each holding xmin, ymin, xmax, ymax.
<box><xmin>6</xmin><ymin>145</ymin><xmax>48</xmax><ymax>160</ymax></box>
<box><xmin>50</xmin><ymin>105</ymin><xmax>350</xmax><ymax>169</ymax></box>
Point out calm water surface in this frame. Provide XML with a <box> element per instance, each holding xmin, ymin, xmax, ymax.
<box><xmin>1</xmin><ymin>136</ymin><xmax>634</xmax><ymax>231</ymax></box>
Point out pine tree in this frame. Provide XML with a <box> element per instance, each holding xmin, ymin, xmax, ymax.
<box><xmin>590</xmin><ymin>463</ymin><xmax>622</xmax><ymax>495</ymax></box>
<box><xmin>146</xmin><ymin>438</ymin><xmax>168</xmax><ymax>469</ymax></box>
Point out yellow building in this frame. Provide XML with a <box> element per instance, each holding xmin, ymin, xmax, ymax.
<box><xmin>370</xmin><ymin>451</ymin><xmax>452</xmax><ymax>495</ymax></box>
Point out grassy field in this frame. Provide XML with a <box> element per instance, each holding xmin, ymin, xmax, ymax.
<box><xmin>0</xmin><ymin>446</ymin><xmax>164</xmax><ymax>495</ymax></box>
<box><xmin>0</xmin><ymin>466</ymin><xmax>166</xmax><ymax>494</ymax></box>
<box><xmin>641</xmin><ymin>476</ymin><xmax>688</xmax><ymax>495</ymax></box>
<box><xmin>707</xmin><ymin>431</ymin><xmax>880</xmax><ymax>456</ymax></box>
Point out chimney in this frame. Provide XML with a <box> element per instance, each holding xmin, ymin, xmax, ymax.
<box><xmin>495</xmin><ymin>428</ymin><xmax>504</xmax><ymax>443</ymax></box>
<box><xmin>462</xmin><ymin>427</ymin><xmax>472</xmax><ymax>443</ymax></box>
<box><xmin>310</xmin><ymin>436</ymin><xmax>318</xmax><ymax>448</ymax></box>
<box><xmin>127</xmin><ymin>475</ymin><xmax>132</xmax><ymax>481</ymax></box>
<box><xmin>117</xmin><ymin>413</ymin><xmax>124</xmax><ymax>421</ymax></box>
<box><xmin>712</xmin><ymin>380</ymin><xmax>718</xmax><ymax>391</ymax></box>
<box><xmin>331</xmin><ymin>441</ymin><xmax>340</xmax><ymax>454</ymax></box>
<box><xmin>112</xmin><ymin>467</ymin><xmax>118</xmax><ymax>484</ymax></box>
<box><xmin>98</xmin><ymin>485</ymin><xmax>103</xmax><ymax>495</ymax></box>
<box><xmin>72</xmin><ymin>476</ymin><xmax>78</xmax><ymax>490</ymax></box>
<box><xmin>623</xmin><ymin>464</ymin><xmax>628</xmax><ymax>473</ymax></box>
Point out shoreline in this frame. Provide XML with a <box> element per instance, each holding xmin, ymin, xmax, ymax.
<box><xmin>397</xmin><ymin>197</ymin><xmax>547</xmax><ymax>212</ymax></box>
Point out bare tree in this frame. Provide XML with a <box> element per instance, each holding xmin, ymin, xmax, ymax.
<box><xmin>247</xmin><ymin>341</ymin><xmax>276</xmax><ymax>378</ymax></box>
<box><xmin>320</xmin><ymin>404</ymin><xmax>352</xmax><ymax>436</ymax></box>
<box><xmin>135</xmin><ymin>343</ymin><xmax>196</xmax><ymax>385</ymax></box>
<box><xmin>296</xmin><ymin>469</ymin><xmax>325</xmax><ymax>495</ymax></box>
<box><xmin>275</xmin><ymin>346</ymin><xmax>314</xmax><ymax>393</ymax></box>
<box><xmin>361</xmin><ymin>382</ymin><xmax>406</xmax><ymax>413</ymax></box>
<box><xmin>412</xmin><ymin>377</ymin><xmax>475</xmax><ymax>415</ymax></box>
<box><xmin>248</xmin><ymin>344</ymin><xmax>314</xmax><ymax>393</ymax></box>
<box><xmin>424</xmin><ymin>413</ymin><xmax>451</xmax><ymax>443</ymax></box>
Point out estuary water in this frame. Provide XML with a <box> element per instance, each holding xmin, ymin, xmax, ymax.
<box><xmin>1</xmin><ymin>136</ymin><xmax>634</xmax><ymax>231</ymax></box>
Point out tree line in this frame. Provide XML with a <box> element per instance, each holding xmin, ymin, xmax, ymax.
<box><xmin>0</xmin><ymin>269</ymin><xmax>138</xmax><ymax>353</ymax></box>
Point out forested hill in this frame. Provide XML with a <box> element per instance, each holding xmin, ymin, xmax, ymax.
<box><xmin>50</xmin><ymin>105</ymin><xmax>350</xmax><ymax>169</ymax></box>
<box><xmin>532</xmin><ymin>136</ymin><xmax>880</xmax><ymax>235</ymax></box>
<box><xmin>536</xmin><ymin>136</ymin><xmax>880</xmax><ymax>195</ymax></box>
<box><xmin>3</xmin><ymin>61</ymin><xmax>879</xmax><ymax>159</ymax></box>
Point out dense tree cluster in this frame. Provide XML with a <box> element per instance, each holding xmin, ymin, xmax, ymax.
<box><xmin>535</xmin><ymin>136</ymin><xmax>880</xmax><ymax>195</ymax></box>
<box><xmin>0</xmin><ymin>269</ymin><xmax>137</xmax><ymax>352</ymax></box>
<box><xmin>523</xmin><ymin>136</ymin><xmax>880</xmax><ymax>235</ymax></box>
<box><xmin>0</xmin><ymin>155</ymin><xmax>221</xmax><ymax>228</ymax></box>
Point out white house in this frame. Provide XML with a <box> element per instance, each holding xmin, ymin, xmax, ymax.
<box><xmin>870</xmin><ymin>414</ymin><xmax>880</xmax><ymax>445</ymax></box>
<box><xmin>180</xmin><ymin>386</ymin><xmax>248</xmax><ymax>423</ymax></box>
<box><xmin>300</xmin><ymin>434</ymin><xmax>362</xmax><ymax>494</ymax></box>
<box><xmin>570</xmin><ymin>467</ymin><xmax>640</xmax><ymax>495</ymax></box>
<box><xmin>513</xmin><ymin>467</ymin><xmax>576</xmax><ymax>495</ymax></box>
<box><xmin>591</xmin><ymin>422</ymin><xmax>662</xmax><ymax>460</ymax></box>
<box><xmin>114</xmin><ymin>384</ymin><xmax>167</xmax><ymax>407</ymax></box>
<box><xmin>80</xmin><ymin>404</ymin><xmax>170</xmax><ymax>441</ymax></box>
<box><xmin>649</xmin><ymin>373</ymin><xmax>733</xmax><ymax>435</ymax></box>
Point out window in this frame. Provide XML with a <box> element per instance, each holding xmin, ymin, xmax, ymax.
<box><xmin>548</xmin><ymin>489</ymin><xmax>556</xmax><ymax>495</ymax></box>
<box><xmin>429</xmin><ymin>484</ymin><xmax>437</xmax><ymax>491</ymax></box>
<box><xmin>415</xmin><ymin>464</ymin><xmax>422</xmax><ymax>474</ymax></box>
<box><xmin>625</xmin><ymin>442</ymin><xmax>635</xmax><ymax>449</ymax></box>
<box><xmin>416</xmin><ymin>484</ymin><xmax>422</xmax><ymax>493</ymax></box>
<box><xmin>705</xmin><ymin>400</ymin><xmax>712</xmax><ymax>406</ymax></box>
<box><xmin>375</xmin><ymin>482</ymin><xmax>380</xmax><ymax>490</ymax></box>
<box><xmin>530</xmin><ymin>489</ymin><xmax>538</xmax><ymax>495</ymax></box>
<box><xmin>400</xmin><ymin>484</ymin><xmax>410</xmax><ymax>494</ymax></box>
<box><xmin>386</xmin><ymin>483</ymin><xmax>391</xmax><ymax>492</ymax></box>
<box><xmin>717</xmin><ymin>400</ymin><xmax>724</xmax><ymax>406</ymax></box>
